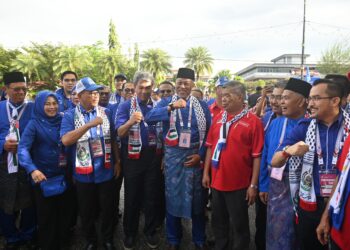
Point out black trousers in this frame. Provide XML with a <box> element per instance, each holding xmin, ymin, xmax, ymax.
<box><xmin>212</xmin><ymin>188</ymin><xmax>250</xmax><ymax>250</ymax></box>
<box><xmin>155</xmin><ymin>154</ymin><xmax>165</xmax><ymax>228</ymax></box>
<box><xmin>76</xmin><ymin>179</ymin><xmax>116</xmax><ymax>244</ymax></box>
<box><xmin>296</xmin><ymin>199</ymin><xmax>328</xmax><ymax>250</ymax></box>
<box><xmin>123</xmin><ymin>146</ymin><xmax>160</xmax><ymax>238</ymax></box>
<box><xmin>34</xmin><ymin>186</ymin><xmax>74</xmax><ymax>250</ymax></box>
<box><xmin>255</xmin><ymin>195</ymin><xmax>266</xmax><ymax>250</ymax></box>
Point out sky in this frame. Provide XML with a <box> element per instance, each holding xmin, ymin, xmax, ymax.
<box><xmin>1</xmin><ymin>0</ymin><xmax>350</xmax><ymax>75</ymax></box>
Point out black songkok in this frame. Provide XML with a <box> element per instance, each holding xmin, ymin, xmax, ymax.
<box><xmin>4</xmin><ymin>72</ymin><xmax>26</xmax><ymax>86</ymax></box>
<box><xmin>284</xmin><ymin>78</ymin><xmax>311</xmax><ymax>98</ymax></box>
<box><xmin>176</xmin><ymin>68</ymin><xmax>195</xmax><ymax>81</ymax></box>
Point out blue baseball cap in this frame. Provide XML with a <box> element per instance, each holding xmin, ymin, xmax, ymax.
<box><xmin>75</xmin><ymin>77</ymin><xmax>103</xmax><ymax>94</ymax></box>
<box><xmin>215</xmin><ymin>76</ymin><xmax>229</xmax><ymax>87</ymax></box>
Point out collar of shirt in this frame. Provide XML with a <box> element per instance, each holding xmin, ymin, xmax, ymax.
<box><xmin>317</xmin><ymin>111</ymin><xmax>343</xmax><ymax>130</ymax></box>
<box><xmin>79</xmin><ymin>104</ymin><xmax>97</xmax><ymax>116</ymax></box>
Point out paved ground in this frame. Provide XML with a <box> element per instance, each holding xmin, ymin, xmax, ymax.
<box><xmin>0</xmin><ymin>184</ymin><xmax>257</xmax><ymax>250</ymax></box>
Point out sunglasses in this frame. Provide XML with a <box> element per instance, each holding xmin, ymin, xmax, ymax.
<box><xmin>99</xmin><ymin>92</ymin><xmax>110</xmax><ymax>96</ymax></box>
<box><xmin>124</xmin><ymin>88</ymin><xmax>135</xmax><ymax>93</ymax></box>
<box><xmin>160</xmin><ymin>90</ymin><xmax>172</xmax><ymax>94</ymax></box>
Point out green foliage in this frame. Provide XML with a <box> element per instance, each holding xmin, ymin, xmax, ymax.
<box><xmin>184</xmin><ymin>46</ymin><xmax>213</xmax><ymax>81</ymax></box>
<box><xmin>53</xmin><ymin>45</ymin><xmax>93</xmax><ymax>79</ymax></box>
<box><xmin>0</xmin><ymin>46</ymin><xmax>21</xmax><ymax>80</ymax></box>
<box><xmin>213</xmin><ymin>69</ymin><xmax>232</xmax><ymax>82</ymax></box>
<box><xmin>140</xmin><ymin>48</ymin><xmax>172</xmax><ymax>83</ymax></box>
<box><xmin>108</xmin><ymin>20</ymin><xmax>121</xmax><ymax>53</ymax></box>
<box><xmin>318</xmin><ymin>41</ymin><xmax>350</xmax><ymax>75</ymax></box>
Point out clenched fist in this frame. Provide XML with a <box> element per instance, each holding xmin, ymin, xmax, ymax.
<box><xmin>89</xmin><ymin>116</ymin><xmax>103</xmax><ymax>127</ymax></box>
<box><xmin>129</xmin><ymin>111</ymin><xmax>143</xmax><ymax>125</ymax></box>
<box><xmin>173</xmin><ymin>99</ymin><xmax>187</xmax><ymax>109</ymax></box>
<box><xmin>286</xmin><ymin>141</ymin><xmax>309</xmax><ymax>157</ymax></box>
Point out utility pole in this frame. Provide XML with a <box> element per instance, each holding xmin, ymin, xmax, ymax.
<box><xmin>300</xmin><ymin>0</ymin><xmax>306</xmax><ymax>80</ymax></box>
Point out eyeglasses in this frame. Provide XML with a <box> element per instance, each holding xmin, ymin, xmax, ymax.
<box><xmin>160</xmin><ymin>90</ymin><xmax>172</xmax><ymax>94</ymax></box>
<box><xmin>308</xmin><ymin>96</ymin><xmax>335</xmax><ymax>102</ymax></box>
<box><xmin>9</xmin><ymin>87</ymin><xmax>28</xmax><ymax>92</ymax></box>
<box><xmin>88</xmin><ymin>91</ymin><xmax>100</xmax><ymax>97</ymax></box>
<box><xmin>63</xmin><ymin>78</ymin><xmax>76</xmax><ymax>83</ymax></box>
<box><xmin>270</xmin><ymin>95</ymin><xmax>282</xmax><ymax>101</ymax></box>
<box><xmin>99</xmin><ymin>92</ymin><xmax>110</xmax><ymax>96</ymax></box>
<box><xmin>124</xmin><ymin>88</ymin><xmax>135</xmax><ymax>93</ymax></box>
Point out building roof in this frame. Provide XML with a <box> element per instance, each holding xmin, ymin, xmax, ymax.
<box><xmin>270</xmin><ymin>53</ymin><xmax>310</xmax><ymax>63</ymax></box>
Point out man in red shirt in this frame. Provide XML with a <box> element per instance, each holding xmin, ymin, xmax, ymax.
<box><xmin>317</xmin><ymin>134</ymin><xmax>350</xmax><ymax>250</ymax></box>
<box><xmin>203</xmin><ymin>80</ymin><xmax>264</xmax><ymax>250</ymax></box>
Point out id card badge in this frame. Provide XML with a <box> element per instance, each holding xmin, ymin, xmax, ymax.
<box><xmin>148</xmin><ymin>129</ymin><xmax>157</xmax><ymax>147</ymax></box>
<box><xmin>59</xmin><ymin>153</ymin><xmax>67</xmax><ymax>167</ymax></box>
<box><xmin>104</xmin><ymin>138</ymin><xmax>111</xmax><ymax>168</ymax></box>
<box><xmin>90</xmin><ymin>139</ymin><xmax>103</xmax><ymax>158</ymax></box>
<box><xmin>179</xmin><ymin>129</ymin><xmax>191</xmax><ymax>148</ymax></box>
<box><xmin>270</xmin><ymin>165</ymin><xmax>285</xmax><ymax>181</ymax></box>
<box><xmin>320</xmin><ymin>171</ymin><xmax>337</xmax><ymax>197</ymax></box>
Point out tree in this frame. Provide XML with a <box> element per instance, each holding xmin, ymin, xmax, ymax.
<box><xmin>108</xmin><ymin>20</ymin><xmax>121</xmax><ymax>53</ymax></box>
<box><xmin>11</xmin><ymin>53</ymin><xmax>41</xmax><ymax>82</ymax></box>
<box><xmin>213</xmin><ymin>69</ymin><xmax>232</xmax><ymax>82</ymax></box>
<box><xmin>318</xmin><ymin>42</ymin><xmax>350</xmax><ymax>75</ymax></box>
<box><xmin>53</xmin><ymin>46</ymin><xmax>93</xmax><ymax>78</ymax></box>
<box><xmin>22</xmin><ymin>42</ymin><xmax>60</xmax><ymax>87</ymax></box>
<box><xmin>99</xmin><ymin>50</ymin><xmax>122</xmax><ymax>89</ymax></box>
<box><xmin>0</xmin><ymin>46</ymin><xmax>21</xmax><ymax>80</ymax></box>
<box><xmin>184</xmin><ymin>46</ymin><xmax>213</xmax><ymax>81</ymax></box>
<box><xmin>140</xmin><ymin>48</ymin><xmax>172</xmax><ymax>83</ymax></box>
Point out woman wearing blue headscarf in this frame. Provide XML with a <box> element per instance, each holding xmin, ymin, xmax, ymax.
<box><xmin>18</xmin><ymin>90</ymin><xmax>72</xmax><ymax>250</ymax></box>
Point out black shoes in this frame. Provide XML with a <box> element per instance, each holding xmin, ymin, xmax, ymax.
<box><xmin>103</xmin><ymin>241</ymin><xmax>116</xmax><ymax>250</ymax></box>
<box><xmin>144</xmin><ymin>234</ymin><xmax>160</xmax><ymax>249</ymax></box>
<box><xmin>123</xmin><ymin>236</ymin><xmax>135</xmax><ymax>250</ymax></box>
<box><xmin>84</xmin><ymin>242</ymin><xmax>97</xmax><ymax>250</ymax></box>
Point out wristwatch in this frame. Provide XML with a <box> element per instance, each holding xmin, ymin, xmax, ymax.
<box><xmin>250</xmin><ymin>184</ymin><xmax>258</xmax><ymax>189</ymax></box>
<box><xmin>282</xmin><ymin>146</ymin><xmax>291</xmax><ymax>159</ymax></box>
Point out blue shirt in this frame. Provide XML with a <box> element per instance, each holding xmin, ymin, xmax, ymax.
<box><xmin>0</xmin><ymin>100</ymin><xmax>34</xmax><ymax>161</ymax></box>
<box><xmin>145</xmin><ymin>96</ymin><xmax>211</xmax><ymax>159</ymax></box>
<box><xmin>60</xmin><ymin>105</ymin><xmax>114</xmax><ymax>184</ymax></box>
<box><xmin>18</xmin><ymin>119</ymin><xmax>66</xmax><ymax>180</ymax></box>
<box><xmin>259</xmin><ymin>116</ymin><xmax>301</xmax><ymax>192</ymax></box>
<box><xmin>56</xmin><ymin>88</ymin><xmax>73</xmax><ymax>113</ymax></box>
<box><xmin>278</xmin><ymin>114</ymin><xmax>344</xmax><ymax>196</ymax></box>
<box><xmin>115</xmin><ymin>98</ymin><xmax>156</xmax><ymax>147</ymax></box>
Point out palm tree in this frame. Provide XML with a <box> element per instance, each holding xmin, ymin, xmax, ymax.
<box><xmin>213</xmin><ymin>69</ymin><xmax>232</xmax><ymax>82</ymax></box>
<box><xmin>140</xmin><ymin>48</ymin><xmax>172</xmax><ymax>83</ymax></box>
<box><xmin>11</xmin><ymin>53</ymin><xmax>41</xmax><ymax>82</ymax></box>
<box><xmin>184</xmin><ymin>46</ymin><xmax>213</xmax><ymax>81</ymax></box>
<box><xmin>53</xmin><ymin>46</ymin><xmax>93</xmax><ymax>77</ymax></box>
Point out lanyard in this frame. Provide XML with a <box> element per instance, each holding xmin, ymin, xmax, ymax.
<box><xmin>177</xmin><ymin>97</ymin><xmax>193</xmax><ymax>129</ymax></box>
<box><xmin>278</xmin><ymin>118</ymin><xmax>288</xmax><ymax>148</ymax></box>
<box><xmin>316</xmin><ymin>123</ymin><xmax>344</xmax><ymax>170</ymax></box>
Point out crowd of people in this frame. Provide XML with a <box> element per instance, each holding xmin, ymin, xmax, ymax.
<box><xmin>0</xmin><ymin>68</ymin><xmax>350</xmax><ymax>250</ymax></box>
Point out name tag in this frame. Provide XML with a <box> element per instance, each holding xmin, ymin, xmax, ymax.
<box><xmin>179</xmin><ymin>129</ymin><xmax>191</xmax><ymax>148</ymax></box>
<box><xmin>320</xmin><ymin>173</ymin><xmax>337</xmax><ymax>197</ymax></box>
<box><xmin>148</xmin><ymin>130</ymin><xmax>157</xmax><ymax>146</ymax></box>
<box><xmin>270</xmin><ymin>165</ymin><xmax>285</xmax><ymax>181</ymax></box>
<box><xmin>90</xmin><ymin>139</ymin><xmax>103</xmax><ymax>158</ymax></box>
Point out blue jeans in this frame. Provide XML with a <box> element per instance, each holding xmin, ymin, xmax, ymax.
<box><xmin>166</xmin><ymin>211</ymin><xmax>206</xmax><ymax>246</ymax></box>
<box><xmin>0</xmin><ymin>207</ymin><xmax>36</xmax><ymax>244</ymax></box>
